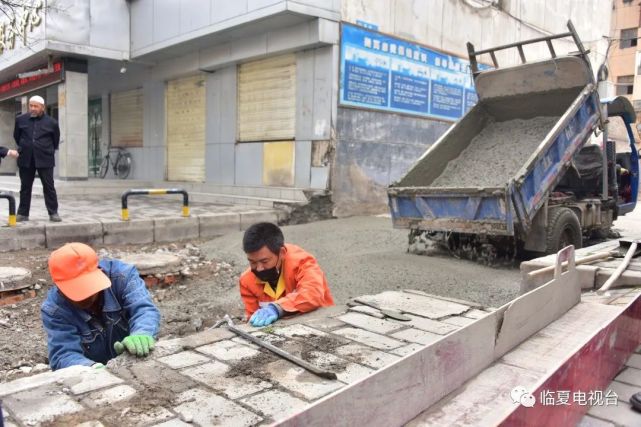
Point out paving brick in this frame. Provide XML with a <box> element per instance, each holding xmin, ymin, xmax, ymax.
<box><xmin>0</xmin><ymin>365</ymin><xmax>88</xmax><ymax>397</ymax></box>
<box><xmin>335</xmin><ymin>343</ymin><xmax>401</xmax><ymax>369</ymax></box>
<box><xmin>158</xmin><ymin>350</ymin><xmax>211</xmax><ymax>369</ymax></box>
<box><xmin>75</xmin><ymin>422</ymin><xmax>106</xmax><ymax>427</ymax></box>
<box><xmin>577</xmin><ymin>415</ymin><xmax>615</xmax><ymax>427</ymax></box>
<box><xmin>588</xmin><ymin>401</ymin><xmax>641</xmax><ymax>426</ymax></box>
<box><xmin>0</xmin><ymin>225</ymin><xmax>45</xmax><ymax>251</ymax></box>
<box><xmin>358</xmin><ymin>291</ymin><xmax>469</xmax><ymax>319</ymax></box>
<box><xmin>128</xmin><ymin>360</ymin><xmax>197</xmax><ymax>394</ymax></box>
<box><xmin>615</xmin><ymin>367</ymin><xmax>641</xmax><ymax>387</ymax></box>
<box><xmin>198</xmin><ymin>212</ymin><xmax>240</xmax><ymax>240</ymax></box>
<box><xmin>46</xmin><ymin>221</ymin><xmax>103</xmax><ymax>248</ymax></box>
<box><xmin>608</xmin><ymin>380</ymin><xmax>639</xmax><ymax>404</ymax></box>
<box><xmin>333</xmin><ymin>327</ymin><xmax>403</xmax><ymax>350</ymax></box>
<box><xmin>68</xmin><ymin>368</ymin><xmax>124</xmax><ymax>395</ymax></box>
<box><xmin>181</xmin><ymin>361</ymin><xmax>271</xmax><ymax>399</ymax></box>
<box><xmin>153</xmin><ymin>328</ymin><xmax>235</xmax><ymax>357</ymax></box>
<box><xmin>3</xmin><ymin>384</ymin><xmax>85</xmax><ymax>425</ymax></box>
<box><xmin>391</xmin><ymin>343</ymin><xmax>425</xmax><ymax>357</ymax></box>
<box><xmin>240</xmin><ymin>210</ymin><xmax>278</xmax><ymax>230</ymax></box>
<box><xmin>102</xmin><ymin>218</ymin><xmax>154</xmax><ymax>245</ymax></box>
<box><xmin>441</xmin><ymin>316</ymin><xmax>478</xmax><ymax>327</ymax></box>
<box><xmin>240</xmin><ymin>389</ymin><xmax>308</xmax><ymax>422</ymax></box>
<box><xmin>152</xmin><ymin>419</ymin><xmax>193</xmax><ymax>427</ymax></box>
<box><xmin>82</xmin><ymin>384</ymin><xmax>137</xmax><ymax>408</ymax></box>
<box><xmin>196</xmin><ymin>340</ymin><xmax>260</xmax><ymax>361</ymax></box>
<box><xmin>127</xmin><ymin>407</ymin><xmax>174</xmax><ymax>425</ymax></box>
<box><xmin>337</xmin><ymin>312</ymin><xmax>405</xmax><ymax>335</ymax></box>
<box><xmin>266</xmin><ymin>359</ymin><xmax>344</xmax><ymax>400</ymax></box>
<box><xmin>154</xmin><ymin>217</ymin><xmax>199</xmax><ymax>243</ymax></box>
<box><xmin>626</xmin><ymin>353</ymin><xmax>641</xmax><ymax>370</ymax></box>
<box><xmin>272</xmin><ymin>324</ymin><xmax>329</xmax><ymax>339</ymax></box>
<box><xmin>348</xmin><ymin>305</ymin><xmax>385</xmax><ymax>318</ymax></box>
<box><xmin>308</xmin><ymin>351</ymin><xmax>374</xmax><ymax>384</ymax></box>
<box><xmin>391</xmin><ymin>328</ymin><xmax>443</xmax><ymax>346</ymax></box>
<box><xmin>303</xmin><ymin>317</ymin><xmax>346</xmax><ymax>331</ymax></box>
<box><xmin>389</xmin><ymin>314</ymin><xmax>459</xmax><ymax>335</ymax></box>
<box><xmin>174</xmin><ymin>388</ymin><xmax>262</xmax><ymax>426</ymax></box>
<box><xmin>462</xmin><ymin>309</ymin><xmax>489</xmax><ymax>319</ymax></box>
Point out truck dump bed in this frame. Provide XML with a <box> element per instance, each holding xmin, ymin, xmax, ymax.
<box><xmin>388</xmin><ymin>55</ymin><xmax>601</xmax><ymax>236</ymax></box>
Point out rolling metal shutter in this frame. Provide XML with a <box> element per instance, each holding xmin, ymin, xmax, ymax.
<box><xmin>238</xmin><ymin>53</ymin><xmax>296</xmax><ymax>142</ymax></box>
<box><xmin>166</xmin><ymin>75</ymin><xmax>206</xmax><ymax>182</ymax></box>
<box><xmin>110</xmin><ymin>89</ymin><xmax>143</xmax><ymax>148</ymax></box>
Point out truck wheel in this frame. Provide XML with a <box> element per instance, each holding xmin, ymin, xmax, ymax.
<box><xmin>546</xmin><ymin>207</ymin><xmax>582</xmax><ymax>254</ymax></box>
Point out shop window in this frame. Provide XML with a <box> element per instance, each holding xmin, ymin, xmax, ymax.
<box><xmin>620</xmin><ymin>28</ymin><xmax>638</xmax><ymax>49</ymax></box>
<box><xmin>617</xmin><ymin>75</ymin><xmax>634</xmax><ymax>95</ymax></box>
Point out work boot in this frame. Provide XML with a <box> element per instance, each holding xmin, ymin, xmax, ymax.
<box><xmin>49</xmin><ymin>213</ymin><xmax>62</xmax><ymax>222</ymax></box>
<box><xmin>16</xmin><ymin>214</ymin><xmax>28</xmax><ymax>222</ymax></box>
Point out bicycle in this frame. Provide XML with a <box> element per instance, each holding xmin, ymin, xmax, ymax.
<box><xmin>99</xmin><ymin>147</ymin><xmax>132</xmax><ymax>179</ymax></box>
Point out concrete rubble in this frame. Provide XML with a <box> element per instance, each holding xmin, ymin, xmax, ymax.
<box><xmin>0</xmin><ymin>290</ymin><xmax>492</xmax><ymax>426</ymax></box>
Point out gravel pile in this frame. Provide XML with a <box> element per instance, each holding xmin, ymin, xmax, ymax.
<box><xmin>431</xmin><ymin>116</ymin><xmax>559</xmax><ymax>188</ymax></box>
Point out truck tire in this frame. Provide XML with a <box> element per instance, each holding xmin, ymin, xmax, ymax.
<box><xmin>545</xmin><ymin>207</ymin><xmax>582</xmax><ymax>254</ymax></box>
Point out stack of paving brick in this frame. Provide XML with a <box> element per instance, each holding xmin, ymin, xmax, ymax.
<box><xmin>0</xmin><ymin>290</ymin><xmax>486</xmax><ymax>426</ymax></box>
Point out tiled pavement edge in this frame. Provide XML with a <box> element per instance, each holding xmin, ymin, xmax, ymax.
<box><xmin>0</xmin><ymin>195</ymin><xmax>281</xmax><ymax>251</ymax></box>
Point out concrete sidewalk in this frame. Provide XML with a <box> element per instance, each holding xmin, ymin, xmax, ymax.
<box><xmin>0</xmin><ymin>192</ymin><xmax>280</xmax><ymax>251</ymax></box>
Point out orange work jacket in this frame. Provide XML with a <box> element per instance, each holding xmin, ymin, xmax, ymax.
<box><xmin>239</xmin><ymin>243</ymin><xmax>334</xmax><ymax>318</ymax></box>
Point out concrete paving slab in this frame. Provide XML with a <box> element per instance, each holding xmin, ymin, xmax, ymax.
<box><xmin>196</xmin><ymin>340</ymin><xmax>260</xmax><ymax>361</ymax></box>
<box><xmin>347</xmin><ymin>305</ymin><xmax>385</xmax><ymax>318</ymax></box>
<box><xmin>626</xmin><ymin>353</ymin><xmax>641</xmax><ymax>370</ymax></box>
<box><xmin>391</xmin><ymin>343</ymin><xmax>425</xmax><ymax>357</ymax></box>
<box><xmin>337</xmin><ymin>312</ymin><xmax>406</xmax><ymax>335</ymax></box>
<box><xmin>102</xmin><ymin>218</ymin><xmax>154</xmax><ymax>245</ymax></box>
<box><xmin>152</xmin><ymin>419</ymin><xmax>194</xmax><ymax>427</ymax></box>
<box><xmin>119</xmin><ymin>253</ymin><xmax>182</xmax><ymax>275</ymax></box>
<box><xmin>3</xmin><ymin>384</ymin><xmax>85</xmax><ymax>425</ymax></box>
<box><xmin>577</xmin><ymin>415</ymin><xmax>616</xmax><ymax>427</ymax></box>
<box><xmin>240</xmin><ymin>389</ymin><xmax>308</xmax><ymax>422</ymax></box>
<box><xmin>266</xmin><ymin>359</ymin><xmax>344</xmax><ymax>400</ymax></box>
<box><xmin>128</xmin><ymin>360</ymin><xmax>197</xmax><ymax>394</ymax></box>
<box><xmin>158</xmin><ymin>350</ymin><xmax>211</xmax><ymax>369</ymax></box>
<box><xmin>335</xmin><ymin>343</ymin><xmax>401</xmax><ymax>369</ymax></box>
<box><xmin>45</xmin><ymin>221</ymin><xmax>104</xmax><ymax>248</ymax></box>
<box><xmin>272</xmin><ymin>324</ymin><xmax>329</xmax><ymax>339</ymax></box>
<box><xmin>154</xmin><ymin>217</ymin><xmax>199</xmax><ymax>243</ymax></box>
<box><xmin>174</xmin><ymin>388</ymin><xmax>263</xmax><ymax>426</ymax></box>
<box><xmin>67</xmin><ymin>368</ymin><xmax>124</xmax><ymax>395</ymax></box>
<box><xmin>441</xmin><ymin>316</ymin><xmax>478</xmax><ymax>327</ymax></box>
<box><xmin>199</xmin><ymin>212</ymin><xmax>240</xmax><ymax>240</ymax></box>
<box><xmin>0</xmin><ymin>224</ymin><xmax>45</xmax><ymax>252</ymax></box>
<box><xmin>333</xmin><ymin>327</ymin><xmax>403</xmax><ymax>350</ymax></box>
<box><xmin>75</xmin><ymin>422</ymin><xmax>106</xmax><ymax>427</ymax></box>
<box><xmin>181</xmin><ymin>361</ymin><xmax>271</xmax><ymax>399</ymax></box>
<box><xmin>303</xmin><ymin>316</ymin><xmax>347</xmax><ymax>331</ymax></box>
<box><xmin>0</xmin><ymin>365</ymin><xmax>88</xmax><ymax>397</ymax></box>
<box><xmin>615</xmin><ymin>367</ymin><xmax>641</xmax><ymax>387</ymax></box>
<box><xmin>240</xmin><ymin>210</ymin><xmax>279</xmax><ymax>230</ymax></box>
<box><xmin>588</xmin><ymin>402</ymin><xmax>640</xmax><ymax>427</ymax></box>
<box><xmin>462</xmin><ymin>309</ymin><xmax>489</xmax><ymax>319</ymax></box>
<box><xmin>127</xmin><ymin>407</ymin><xmax>174</xmax><ymax>425</ymax></box>
<box><xmin>608</xmin><ymin>380</ymin><xmax>639</xmax><ymax>404</ymax></box>
<box><xmin>0</xmin><ymin>267</ymin><xmax>31</xmax><ymax>284</ymax></box>
<box><xmin>308</xmin><ymin>351</ymin><xmax>374</xmax><ymax>384</ymax></box>
<box><xmin>81</xmin><ymin>384</ymin><xmax>137</xmax><ymax>408</ymax></box>
<box><xmin>388</xmin><ymin>314</ymin><xmax>459</xmax><ymax>335</ymax></box>
<box><xmin>391</xmin><ymin>328</ymin><xmax>443</xmax><ymax>346</ymax></box>
<box><xmin>153</xmin><ymin>328</ymin><xmax>235</xmax><ymax>357</ymax></box>
<box><xmin>357</xmin><ymin>291</ymin><xmax>470</xmax><ymax>319</ymax></box>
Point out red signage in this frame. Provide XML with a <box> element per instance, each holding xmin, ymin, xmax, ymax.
<box><xmin>0</xmin><ymin>61</ymin><xmax>64</xmax><ymax>101</ymax></box>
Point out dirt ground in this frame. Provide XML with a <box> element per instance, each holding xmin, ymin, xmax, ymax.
<box><xmin>0</xmin><ymin>240</ymin><xmax>246</xmax><ymax>382</ymax></box>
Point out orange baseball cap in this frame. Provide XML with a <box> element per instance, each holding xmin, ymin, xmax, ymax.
<box><xmin>48</xmin><ymin>243</ymin><xmax>111</xmax><ymax>301</ymax></box>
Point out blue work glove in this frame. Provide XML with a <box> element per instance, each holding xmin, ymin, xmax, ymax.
<box><xmin>250</xmin><ymin>304</ymin><xmax>280</xmax><ymax>327</ymax></box>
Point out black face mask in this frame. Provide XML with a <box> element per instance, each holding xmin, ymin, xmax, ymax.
<box><xmin>252</xmin><ymin>258</ymin><xmax>281</xmax><ymax>284</ymax></box>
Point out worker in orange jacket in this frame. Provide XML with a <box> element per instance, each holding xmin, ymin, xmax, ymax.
<box><xmin>239</xmin><ymin>222</ymin><xmax>334</xmax><ymax>327</ymax></box>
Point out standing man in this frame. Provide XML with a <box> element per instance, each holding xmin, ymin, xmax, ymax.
<box><xmin>42</xmin><ymin>242</ymin><xmax>161</xmax><ymax>370</ymax></box>
<box><xmin>14</xmin><ymin>95</ymin><xmax>61</xmax><ymax>222</ymax></box>
<box><xmin>240</xmin><ymin>222</ymin><xmax>334</xmax><ymax>327</ymax></box>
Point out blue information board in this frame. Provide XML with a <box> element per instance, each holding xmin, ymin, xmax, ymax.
<box><xmin>340</xmin><ymin>23</ymin><xmax>483</xmax><ymax>121</ymax></box>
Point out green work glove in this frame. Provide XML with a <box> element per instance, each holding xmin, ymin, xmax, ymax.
<box><xmin>114</xmin><ymin>335</ymin><xmax>155</xmax><ymax>357</ymax></box>
<box><xmin>91</xmin><ymin>362</ymin><xmax>105</xmax><ymax>369</ymax></box>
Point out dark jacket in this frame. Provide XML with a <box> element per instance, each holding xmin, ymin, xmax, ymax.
<box><xmin>13</xmin><ymin>113</ymin><xmax>60</xmax><ymax>168</ymax></box>
<box><xmin>41</xmin><ymin>259</ymin><xmax>161</xmax><ymax>370</ymax></box>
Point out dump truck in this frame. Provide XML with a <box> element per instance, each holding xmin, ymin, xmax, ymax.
<box><xmin>387</xmin><ymin>21</ymin><xmax>639</xmax><ymax>258</ymax></box>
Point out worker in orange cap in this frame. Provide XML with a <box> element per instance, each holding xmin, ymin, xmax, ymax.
<box><xmin>41</xmin><ymin>242</ymin><xmax>161</xmax><ymax>370</ymax></box>
<box><xmin>239</xmin><ymin>222</ymin><xmax>334</xmax><ymax>327</ymax></box>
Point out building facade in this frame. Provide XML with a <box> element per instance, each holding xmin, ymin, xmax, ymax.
<box><xmin>0</xmin><ymin>0</ymin><xmax>612</xmax><ymax>216</ymax></box>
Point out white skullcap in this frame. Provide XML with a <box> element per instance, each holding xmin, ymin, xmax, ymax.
<box><xmin>29</xmin><ymin>95</ymin><xmax>45</xmax><ymax>105</ymax></box>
